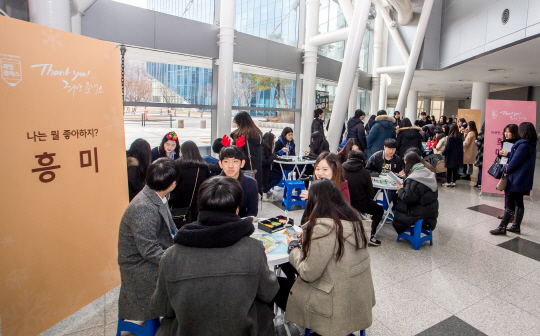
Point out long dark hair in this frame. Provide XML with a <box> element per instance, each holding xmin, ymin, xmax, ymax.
<box><xmin>400</xmin><ymin>118</ymin><xmax>412</xmax><ymax>128</ymax></box>
<box><xmin>279</xmin><ymin>127</ymin><xmax>294</xmax><ymax>146</ymax></box>
<box><xmin>337</xmin><ymin>138</ymin><xmax>360</xmax><ymax>163</ymax></box>
<box><xmin>158</xmin><ymin>132</ymin><xmax>180</xmax><ymax>158</ymax></box>
<box><xmin>439</xmin><ymin>116</ymin><xmax>447</xmax><ymax>125</ymax></box>
<box><xmin>310</xmin><ymin>131</ymin><xmax>327</xmax><ymax>155</ymax></box>
<box><xmin>262</xmin><ymin>132</ymin><xmax>275</xmax><ymax>157</ymax></box>
<box><xmin>448</xmin><ymin>124</ymin><xmax>461</xmax><ymax>139</ymax></box>
<box><xmin>518</xmin><ymin>122</ymin><xmax>538</xmax><ymax>142</ymax></box>
<box><xmin>302</xmin><ymin>178</ymin><xmax>367</xmax><ymax>261</ymax></box>
<box><xmin>127</xmin><ymin>138</ymin><xmax>151</xmax><ymax>178</ymax></box>
<box><xmin>468</xmin><ymin>121</ymin><xmax>478</xmax><ymax>135</ymax></box>
<box><xmin>231</xmin><ymin>111</ymin><xmax>263</xmax><ymax>139</ymax></box>
<box><xmin>403</xmin><ymin>152</ymin><xmax>423</xmax><ymax>176</ymax></box>
<box><xmin>314</xmin><ymin>152</ymin><xmax>344</xmax><ymax>187</ymax></box>
<box><xmin>504</xmin><ymin>124</ymin><xmax>519</xmax><ymax>140</ymax></box>
<box><xmin>442</xmin><ymin>124</ymin><xmax>450</xmax><ymax>136</ymax></box>
<box><xmin>179</xmin><ymin>140</ymin><xmax>205</xmax><ymax>164</ymax></box>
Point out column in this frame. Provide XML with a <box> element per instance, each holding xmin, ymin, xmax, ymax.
<box><xmin>378</xmin><ymin>75</ymin><xmax>387</xmax><ymax>111</ymax></box>
<box><xmin>215</xmin><ymin>0</ymin><xmax>236</xmax><ymax>139</ymax></box>
<box><xmin>28</xmin><ymin>0</ymin><xmax>71</xmax><ymax>32</ymax></box>
<box><xmin>370</xmin><ymin>13</ymin><xmax>384</xmax><ymax>115</ymax></box>
<box><xmin>423</xmin><ymin>97</ymin><xmax>431</xmax><ymax>115</ymax></box>
<box><xmin>405</xmin><ymin>90</ymin><xmax>418</xmax><ymax>121</ymax></box>
<box><xmin>348</xmin><ymin>70</ymin><xmax>360</xmax><ymax>119</ymax></box>
<box><xmin>471</xmin><ymin>82</ymin><xmax>490</xmax><ymax>124</ymax></box>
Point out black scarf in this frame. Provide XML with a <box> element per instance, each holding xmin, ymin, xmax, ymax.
<box><xmin>174</xmin><ymin>211</ymin><xmax>255</xmax><ymax>248</ymax></box>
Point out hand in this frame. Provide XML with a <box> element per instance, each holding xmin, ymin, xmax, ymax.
<box><xmin>282</xmin><ymin>146</ymin><xmax>289</xmax><ymax>152</ymax></box>
<box><xmin>396</xmin><ymin>182</ymin><xmax>403</xmax><ymax>190</ymax></box>
<box><xmin>300</xmin><ymin>190</ymin><xmax>309</xmax><ymax>201</ymax></box>
<box><xmin>499</xmin><ymin>150</ymin><xmax>508</xmax><ymax>157</ymax></box>
<box><xmin>286</xmin><ymin>234</ymin><xmax>296</xmax><ymax>245</ymax></box>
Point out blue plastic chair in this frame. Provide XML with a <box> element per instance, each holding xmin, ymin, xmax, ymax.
<box><xmin>304</xmin><ymin>328</ymin><xmax>365</xmax><ymax>336</ymax></box>
<box><xmin>116</xmin><ymin>318</ymin><xmax>160</xmax><ymax>336</ymax></box>
<box><xmin>396</xmin><ymin>219</ymin><xmax>433</xmax><ymax>250</ymax></box>
<box><xmin>282</xmin><ymin>180</ymin><xmax>306</xmax><ymax>211</ymax></box>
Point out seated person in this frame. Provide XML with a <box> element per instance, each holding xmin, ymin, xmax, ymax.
<box><xmin>392</xmin><ymin>152</ymin><xmax>439</xmax><ymax>234</ymax></box>
<box><xmin>342</xmin><ymin>150</ymin><xmax>385</xmax><ymax>247</ymax></box>
<box><xmin>306</xmin><ymin>131</ymin><xmax>329</xmax><ymax>159</ymax></box>
<box><xmin>118</xmin><ymin>158</ymin><xmax>179</xmax><ymax>324</ymax></box>
<box><xmin>218</xmin><ymin>146</ymin><xmax>258</xmax><ymax>217</ymax></box>
<box><xmin>365</xmin><ymin>138</ymin><xmax>403</xmax><ymax>174</ymax></box>
<box><xmin>152</xmin><ymin>176</ymin><xmax>279</xmax><ymax>336</ymax></box>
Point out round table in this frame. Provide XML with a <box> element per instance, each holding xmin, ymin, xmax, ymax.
<box><xmin>371</xmin><ymin>174</ymin><xmax>399</xmax><ymax>237</ymax></box>
<box><xmin>274</xmin><ymin>157</ymin><xmax>316</xmax><ymax>180</ymax></box>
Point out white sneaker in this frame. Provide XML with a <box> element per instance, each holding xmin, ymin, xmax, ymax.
<box><xmin>262</xmin><ymin>192</ymin><xmax>272</xmax><ymax>202</ymax></box>
<box><xmin>442</xmin><ymin>182</ymin><xmax>452</xmax><ymax>187</ymax></box>
<box><xmin>451</xmin><ymin>182</ymin><xmax>456</xmax><ymax>187</ymax></box>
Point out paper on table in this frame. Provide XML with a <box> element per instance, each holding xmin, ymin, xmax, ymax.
<box><xmin>387</xmin><ymin>171</ymin><xmax>403</xmax><ymax>184</ymax></box>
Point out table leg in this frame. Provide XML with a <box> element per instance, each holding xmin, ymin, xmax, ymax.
<box><xmin>374</xmin><ymin>189</ymin><xmax>394</xmax><ymax>237</ymax></box>
<box><xmin>278</xmin><ymin>163</ymin><xmax>287</xmax><ymax>180</ymax></box>
<box><xmin>273</xmin><ymin>265</ymin><xmax>291</xmax><ymax>336</ymax></box>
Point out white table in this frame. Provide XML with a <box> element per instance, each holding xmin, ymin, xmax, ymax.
<box><xmin>274</xmin><ymin>157</ymin><xmax>316</xmax><ymax>180</ymax></box>
<box><xmin>371</xmin><ymin>175</ymin><xmax>399</xmax><ymax>237</ymax></box>
<box><xmin>252</xmin><ymin>225</ymin><xmax>291</xmax><ymax>269</ymax></box>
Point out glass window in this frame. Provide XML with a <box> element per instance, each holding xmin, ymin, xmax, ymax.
<box><xmin>111</xmin><ymin>0</ymin><xmax>215</xmax><ymax>25</ymax></box>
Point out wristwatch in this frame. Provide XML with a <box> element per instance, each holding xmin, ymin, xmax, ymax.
<box><xmin>288</xmin><ymin>240</ymin><xmax>301</xmax><ymax>254</ymax></box>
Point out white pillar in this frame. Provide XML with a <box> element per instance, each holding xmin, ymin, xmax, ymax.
<box><xmin>348</xmin><ymin>70</ymin><xmax>360</xmax><ymax>119</ymax></box>
<box><xmin>327</xmin><ymin>0</ymin><xmax>371</xmax><ymax>152</ymax></box>
<box><xmin>471</xmin><ymin>82</ymin><xmax>490</xmax><ymax>124</ymax></box>
<box><xmin>71</xmin><ymin>13</ymin><xmax>82</xmax><ymax>34</ymax></box>
<box><xmin>299</xmin><ymin>0</ymin><xmax>320</xmax><ymax>153</ymax></box>
<box><xmin>378</xmin><ymin>75</ymin><xmax>388</xmax><ymax>111</ymax></box>
<box><xmin>370</xmin><ymin>13</ymin><xmax>384</xmax><ymax>115</ymax></box>
<box><xmin>423</xmin><ymin>97</ymin><xmax>431</xmax><ymax>115</ymax></box>
<box><xmin>395</xmin><ymin>0</ymin><xmax>434</xmax><ymax>113</ymax></box>
<box><xmin>29</xmin><ymin>0</ymin><xmax>71</xmax><ymax>32</ymax></box>
<box><xmin>405</xmin><ymin>90</ymin><xmax>418</xmax><ymax>121</ymax></box>
<box><xmin>215</xmin><ymin>0</ymin><xmax>236</xmax><ymax>139</ymax></box>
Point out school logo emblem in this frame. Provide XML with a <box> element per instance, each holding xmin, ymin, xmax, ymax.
<box><xmin>1</xmin><ymin>58</ymin><xmax>22</xmax><ymax>87</ymax></box>
<box><xmin>491</xmin><ymin>109</ymin><xmax>498</xmax><ymax>119</ymax></box>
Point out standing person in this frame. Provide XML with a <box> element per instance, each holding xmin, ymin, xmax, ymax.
<box><xmin>418</xmin><ymin>112</ymin><xmax>428</xmax><ymax>127</ymax></box>
<box><xmin>231</xmin><ymin>111</ymin><xmax>263</xmax><ymax>194</ymax></box>
<box><xmin>126</xmin><ymin>138</ymin><xmax>152</xmax><ymax>202</ymax></box>
<box><xmin>392</xmin><ymin>152</ymin><xmax>439</xmax><ymax>234</ymax></box>
<box><xmin>300</xmin><ymin>152</ymin><xmax>350</xmax><ymax>203</ymax></box>
<box><xmin>343</xmin><ymin>150</ymin><xmax>384</xmax><ymax>246</ymax></box>
<box><xmin>346</xmin><ymin>109</ymin><xmax>368</xmax><ymax>152</ymax></box>
<box><xmin>396</xmin><ymin>118</ymin><xmax>423</xmax><ymax>160</ymax></box>
<box><xmin>394</xmin><ymin>111</ymin><xmax>402</xmax><ymax>127</ymax></box>
<box><xmin>337</xmin><ymin>138</ymin><xmax>361</xmax><ymax>163</ymax></box>
<box><xmin>490</xmin><ymin>122</ymin><xmax>538</xmax><ymax>235</ymax></box>
<box><xmin>461</xmin><ymin>121</ymin><xmax>478</xmax><ymax>180</ymax></box>
<box><xmin>152</xmin><ymin>177</ymin><xmax>279</xmax><ymax>336</ymax></box>
<box><xmin>438</xmin><ymin>116</ymin><xmax>447</xmax><ymax>127</ymax></box>
<box><xmin>118</xmin><ymin>158</ymin><xmax>179</xmax><ymax>324</ymax></box>
<box><xmin>474</xmin><ymin>123</ymin><xmax>485</xmax><ymax>188</ymax></box>
<box><xmin>261</xmin><ymin>132</ymin><xmax>281</xmax><ymax>201</ymax></box>
<box><xmin>307</xmin><ymin>131</ymin><xmax>330</xmax><ymax>159</ymax></box>
<box><xmin>274</xmin><ymin>127</ymin><xmax>296</xmax><ymax>156</ymax></box>
<box><xmin>447</xmin><ymin>117</ymin><xmax>454</xmax><ymax>126</ymax></box>
<box><xmin>365</xmin><ymin>115</ymin><xmax>377</xmax><ymax>134</ymax></box>
<box><xmin>366</xmin><ymin>111</ymin><xmax>397</xmax><ymax>158</ymax></box>
<box><xmin>442</xmin><ymin>125</ymin><xmax>464</xmax><ymax>187</ymax></box>
<box><xmin>169</xmin><ymin>141</ymin><xmax>211</xmax><ymax>229</ymax></box>
<box><xmin>311</xmin><ymin>108</ymin><xmax>325</xmax><ymax>135</ymax></box>
<box><xmin>496</xmin><ymin>124</ymin><xmax>519</xmax><ymax>220</ymax></box>
<box><xmin>151</xmin><ymin>132</ymin><xmax>180</xmax><ymax>162</ymax></box>
<box><xmin>277</xmin><ymin>178</ymin><xmax>375</xmax><ymax>336</ymax></box>
<box><xmin>433</xmin><ymin>125</ymin><xmax>449</xmax><ymax>155</ymax></box>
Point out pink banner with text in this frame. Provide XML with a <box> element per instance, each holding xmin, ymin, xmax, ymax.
<box><xmin>482</xmin><ymin>99</ymin><xmax>537</xmax><ymax>194</ymax></box>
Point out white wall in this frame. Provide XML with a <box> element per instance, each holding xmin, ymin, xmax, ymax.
<box><xmin>440</xmin><ymin>0</ymin><xmax>540</xmax><ymax>68</ymax></box>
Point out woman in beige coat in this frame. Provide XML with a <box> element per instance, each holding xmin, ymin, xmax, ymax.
<box><xmin>283</xmin><ymin>178</ymin><xmax>375</xmax><ymax>336</ymax></box>
<box><xmin>461</xmin><ymin>121</ymin><xmax>478</xmax><ymax>179</ymax></box>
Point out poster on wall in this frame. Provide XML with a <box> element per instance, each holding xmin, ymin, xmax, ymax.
<box><xmin>316</xmin><ymin>90</ymin><xmax>330</xmax><ymax>110</ymax></box>
<box><xmin>457</xmin><ymin>109</ymin><xmax>482</xmax><ymax>127</ymax></box>
<box><xmin>482</xmin><ymin>100</ymin><xmax>537</xmax><ymax>195</ymax></box>
<box><xmin>0</xmin><ymin>16</ymin><xmax>128</xmax><ymax>335</ymax></box>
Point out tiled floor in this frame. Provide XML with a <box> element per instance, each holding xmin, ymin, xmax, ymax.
<box><xmin>39</xmin><ymin>158</ymin><xmax>540</xmax><ymax>336</ymax></box>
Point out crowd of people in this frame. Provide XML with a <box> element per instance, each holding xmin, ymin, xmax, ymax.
<box><xmin>119</xmin><ymin>108</ymin><xmax>537</xmax><ymax>335</ymax></box>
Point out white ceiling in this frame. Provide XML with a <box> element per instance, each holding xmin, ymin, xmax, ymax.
<box><xmin>386</xmin><ymin>35</ymin><xmax>540</xmax><ymax>100</ymax></box>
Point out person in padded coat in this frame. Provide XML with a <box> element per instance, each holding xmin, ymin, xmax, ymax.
<box><xmin>346</xmin><ymin>109</ymin><xmax>368</xmax><ymax>152</ymax></box>
<box><xmin>311</xmin><ymin>108</ymin><xmax>325</xmax><ymax>135</ymax></box>
<box><xmin>392</xmin><ymin>152</ymin><xmax>439</xmax><ymax>234</ymax></box>
<box><xmin>366</xmin><ymin>112</ymin><xmax>396</xmax><ymax>158</ymax></box>
<box><xmin>442</xmin><ymin>124</ymin><xmax>464</xmax><ymax>187</ymax></box>
<box><xmin>396</xmin><ymin>118</ymin><xmax>423</xmax><ymax>160</ymax></box>
<box><xmin>152</xmin><ymin>176</ymin><xmax>279</xmax><ymax>336</ymax></box>
<box><xmin>231</xmin><ymin>111</ymin><xmax>263</xmax><ymax>194</ymax></box>
<box><xmin>126</xmin><ymin>139</ymin><xmax>152</xmax><ymax>202</ymax></box>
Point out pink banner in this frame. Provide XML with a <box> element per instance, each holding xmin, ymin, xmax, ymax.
<box><xmin>482</xmin><ymin>99</ymin><xmax>537</xmax><ymax>194</ymax></box>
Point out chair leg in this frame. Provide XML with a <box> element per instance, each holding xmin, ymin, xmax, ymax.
<box><xmin>413</xmin><ymin>220</ymin><xmax>423</xmax><ymax>250</ymax></box>
<box><xmin>304</xmin><ymin>328</ymin><xmax>311</xmax><ymax>336</ymax></box>
<box><xmin>359</xmin><ymin>330</ymin><xmax>366</xmax><ymax>336</ymax></box>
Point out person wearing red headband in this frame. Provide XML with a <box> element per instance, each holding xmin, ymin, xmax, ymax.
<box><xmin>151</xmin><ymin>131</ymin><xmax>180</xmax><ymax>162</ymax></box>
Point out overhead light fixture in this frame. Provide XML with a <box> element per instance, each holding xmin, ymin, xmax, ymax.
<box><xmin>488</xmin><ymin>69</ymin><xmax>505</xmax><ymax>72</ymax></box>
<box><xmin>458</xmin><ymin>79</ymin><xmax>471</xmax><ymax>82</ymax></box>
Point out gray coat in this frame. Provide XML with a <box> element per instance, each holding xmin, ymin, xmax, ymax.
<box><xmin>118</xmin><ymin>185</ymin><xmax>175</xmax><ymax>320</ymax></box>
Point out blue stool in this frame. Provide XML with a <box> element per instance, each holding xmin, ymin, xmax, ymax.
<box><xmin>304</xmin><ymin>328</ymin><xmax>365</xmax><ymax>336</ymax></box>
<box><xmin>277</xmin><ymin>169</ymin><xmax>292</xmax><ymax>187</ymax></box>
<box><xmin>116</xmin><ymin>318</ymin><xmax>160</xmax><ymax>336</ymax></box>
<box><xmin>282</xmin><ymin>180</ymin><xmax>306</xmax><ymax>211</ymax></box>
<box><xmin>397</xmin><ymin>219</ymin><xmax>433</xmax><ymax>250</ymax></box>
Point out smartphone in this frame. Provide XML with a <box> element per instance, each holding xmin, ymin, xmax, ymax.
<box><xmin>285</xmin><ymin>226</ymin><xmax>298</xmax><ymax>239</ymax></box>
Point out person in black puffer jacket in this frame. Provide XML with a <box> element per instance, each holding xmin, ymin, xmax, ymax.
<box><xmin>126</xmin><ymin>138</ymin><xmax>152</xmax><ymax>202</ymax></box>
<box><xmin>392</xmin><ymin>152</ymin><xmax>439</xmax><ymax>234</ymax></box>
<box><xmin>346</xmin><ymin>109</ymin><xmax>367</xmax><ymax>152</ymax></box>
<box><xmin>311</xmin><ymin>108</ymin><xmax>325</xmax><ymax>135</ymax></box>
<box><xmin>396</xmin><ymin>118</ymin><xmax>423</xmax><ymax>159</ymax></box>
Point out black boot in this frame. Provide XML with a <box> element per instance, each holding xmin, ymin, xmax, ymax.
<box><xmin>490</xmin><ymin>209</ymin><xmax>513</xmax><ymax>235</ymax></box>
<box><xmin>507</xmin><ymin>207</ymin><xmax>524</xmax><ymax>234</ymax></box>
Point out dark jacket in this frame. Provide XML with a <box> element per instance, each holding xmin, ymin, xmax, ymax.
<box><xmin>442</xmin><ymin>137</ymin><xmax>464</xmax><ymax>169</ymax></box>
<box><xmin>504</xmin><ymin>139</ymin><xmax>537</xmax><ymax>196</ymax></box>
<box><xmin>347</xmin><ymin>117</ymin><xmax>367</xmax><ymax>152</ymax></box>
<box><xmin>151</xmin><ymin>146</ymin><xmax>178</xmax><ymax>162</ymax></box>
<box><xmin>152</xmin><ymin>211</ymin><xmax>279</xmax><ymax>336</ymax></box>
<box><xmin>311</xmin><ymin>118</ymin><xmax>325</xmax><ymax>135</ymax></box>
<box><xmin>365</xmin><ymin>150</ymin><xmax>403</xmax><ymax>174</ymax></box>
<box><xmin>261</xmin><ymin>149</ymin><xmax>277</xmax><ymax>187</ymax></box>
<box><xmin>169</xmin><ymin>160</ymin><xmax>211</xmax><ymax>223</ymax></box>
<box><xmin>342</xmin><ymin>158</ymin><xmax>375</xmax><ymax>212</ymax></box>
<box><xmin>233</xmin><ymin>135</ymin><xmax>263</xmax><ymax>194</ymax></box>
<box><xmin>366</xmin><ymin>115</ymin><xmax>396</xmax><ymax>158</ymax></box>
<box><xmin>118</xmin><ymin>185</ymin><xmax>175</xmax><ymax>320</ymax></box>
<box><xmin>127</xmin><ymin>157</ymin><xmax>145</xmax><ymax>202</ymax></box>
<box><xmin>474</xmin><ymin>132</ymin><xmax>485</xmax><ymax>168</ymax></box>
<box><xmin>273</xmin><ymin>137</ymin><xmax>296</xmax><ymax>156</ymax></box>
<box><xmin>220</xmin><ymin>170</ymin><xmax>259</xmax><ymax>217</ymax></box>
<box><xmin>393</xmin><ymin>168</ymin><xmax>439</xmax><ymax>234</ymax></box>
<box><xmin>308</xmin><ymin>139</ymin><xmax>330</xmax><ymax>159</ymax></box>
<box><xmin>396</xmin><ymin>126</ymin><xmax>423</xmax><ymax>159</ymax></box>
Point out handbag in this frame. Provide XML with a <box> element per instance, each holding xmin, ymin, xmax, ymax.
<box><xmin>243</xmin><ymin>137</ymin><xmax>258</xmax><ymax>179</ymax></box>
<box><xmin>487</xmin><ymin>157</ymin><xmax>504</xmax><ymax>179</ymax></box>
<box><xmin>171</xmin><ymin>167</ymin><xmax>199</xmax><ymax>229</ymax></box>
<box><xmin>496</xmin><ymin>173</ymin><xmax>508</xmax><ymax>191</ymax></box>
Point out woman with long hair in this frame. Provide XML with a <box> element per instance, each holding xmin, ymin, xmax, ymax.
<box><xmin>126</xmin><ymin>138</ymin><xmax>152</xmax><ymax>201</ymax></box>
<box><xmin>300</xmin><ymin>152</ymin><xmax>350</xmax><ymax>203</ymax></box>
<box><xmin>490</xmin><ymin>122</ymin><xmax>538</xmax><ymax>235</ymax></box>
<box><xmin>261</xmin><ymin>132</ymin><xmax>281</xmax><ymax>201</ymax></box>
<box><xmin>274</xmin><ymin>178</ymin><xmax>374</xmax><ymax>336</ymax></box>
<box><xmin>461</xmin><ymin>120</ymin><xmax>478</xmax><ymax>180</ymax></box>
<box><xmin>438</xmin><ymin>115</ymin><xmax>447</xmax><ymax>127</ymax></box>
<box><xmin>474</xmin><ymin>123</ymin><xmax>485</xmax><ymax>188</ymax></box>
<box><xmin>231</xmin><ymin>111</ymin><xmax>264</xmax><ymax>193</ymax></box>
<box><xmin>273</xmin><ymin>127</ymin><xmax>295</xmax><ymax>156</ymax></box>
<box><xmin>433</xmin><ymin>124</ymin><xmax>449</xmax><ymax>155</ymax></box>
<box><xmin>151</xmin><ymin>131</ymin><xmax>180</xmax><ymax>162</ymax></box>
<box><xmin>442</xmin><ymin>124</ymin><xmax>464</xmax><ymax>187</ymax></box>
<box><xmin>169</xmin><ymin>140</ymin><xmax>211</xmax><ymax>228</ymax></box>
<box><xmin>496</xmin><ymin>124</ymin><xmax>519</xmax><ymax>220</ymax></box>
<box><xmin>365</xmin><ymin>114</ymin><xmax>377</xmax><ymax>134</ymax></box>
<box><xmin>337</xmin><ymin>138</ymin><xmax>360</xmax><ymax>163</ymax></box>
<box><xmin>307</xmin><ymin>131</ymin><xmax>330</xmax><ymax>159</ymax></box>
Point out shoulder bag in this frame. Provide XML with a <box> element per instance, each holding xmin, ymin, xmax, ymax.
<box><xmin>496</xmin><ymin>173</ymin><xmax>508</xmax><ymax>191</ymax></box>
<box><xmin>171</xmin><ymin>167</ymin><xmax>199</xmax><ymax>229</ymax></box>
<box><xmin>243</xmin><ymin>137</ymin><xmax>258</xmax><ymax>179</ymax></box>
<box><xmin>487</xmin><ymin>157</ymin><xmax>504</xmax><ymax>179</ymax></box>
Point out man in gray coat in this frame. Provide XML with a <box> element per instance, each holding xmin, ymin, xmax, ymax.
<box><xmin>118</xmin><ymin>158</ymin><xmax>179</xmax><ymax>322</ymax></box>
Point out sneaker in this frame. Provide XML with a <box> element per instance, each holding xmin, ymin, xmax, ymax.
<box><xmin>442</xmin><ymin>182</ymin><xmax>452</xmax><ymax>187</ymax></box>
<box><xmin>262</xmin><ymin>192</ymin><xmax>272</xmax><ymax>202</ymax></box>
<box><xmin>451</xmin><ymin>182</ymin><xmax>456</xmax><ymax>187</ymax></box>
<box><xmin>369</xmin><ymin>236</ymin><xmax>381</xmax><ymax>246</ymax></box>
